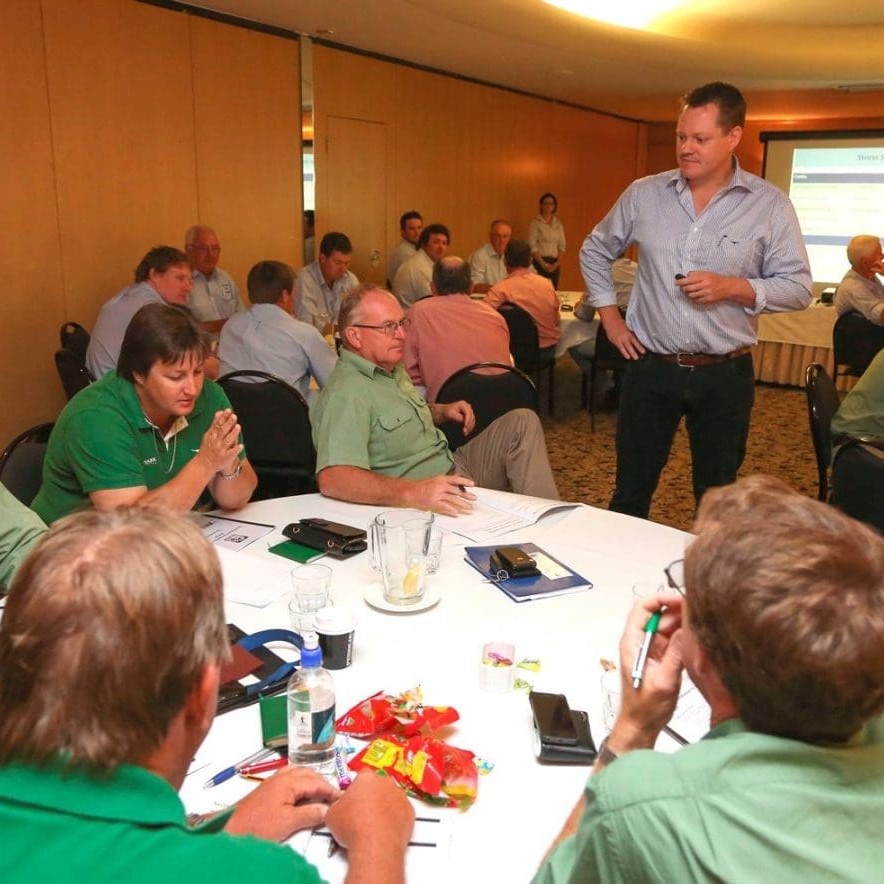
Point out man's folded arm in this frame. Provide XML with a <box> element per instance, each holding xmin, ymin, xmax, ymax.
<box><xmin>317</xmin><ymin>465</ymin><xmax>475</xmax><ymax>516</ymax></box>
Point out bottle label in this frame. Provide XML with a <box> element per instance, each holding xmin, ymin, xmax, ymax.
<box><xmin>290</xmin><ymin>693</ymin><xmax>335</xmax><ymax>746</ymax></box>
<box><xmin>311</xmin><ymin>703</ymin><xmax>335</xmax><ymax>744</ymax></box>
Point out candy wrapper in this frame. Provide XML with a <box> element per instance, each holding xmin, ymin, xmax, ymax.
<box><xmin>336</xmin><ymin>686</ymin><xmax>458</xmax><ymax>738</ymax></box>
<box><xmin>349</xmin><ymin>733</ymin><xmax>478</xmax><ymax>809</ymax></box>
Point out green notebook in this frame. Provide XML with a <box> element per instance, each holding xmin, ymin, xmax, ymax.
<box><xmin>268</xmin><ymin>539</ymin><xmax>325</xmax><ymax>564</ymax></box>
<box><xmin>259</xmin><ymin>692</ymin><xmax>288</xmax><ymax>749</ymax></box>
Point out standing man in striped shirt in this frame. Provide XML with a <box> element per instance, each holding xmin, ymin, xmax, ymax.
<box><xmin>580</xmin><ymin>82</ymin><xmax>812</xmax><ymax>519</ymax></box>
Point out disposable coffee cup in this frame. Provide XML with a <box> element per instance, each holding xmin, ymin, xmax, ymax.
<box><xmin>314</xmin><ymin>606</ymin><xmax>356</xmax><ymax>670</ymax></box>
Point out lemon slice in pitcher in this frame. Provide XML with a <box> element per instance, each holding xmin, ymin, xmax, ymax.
<box><xmin>402</xmin><ymin>565</ymin><xmax>421</xmax><ymax>596</ymax></box>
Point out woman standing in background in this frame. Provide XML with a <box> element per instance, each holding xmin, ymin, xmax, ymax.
<box><xmin>528</xmin><ymin>192</ymin><xmax>566</xmax><ymax>289</ymax></box>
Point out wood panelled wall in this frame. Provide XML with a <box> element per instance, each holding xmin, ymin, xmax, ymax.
<box><xmin>9</xmin><ymin>0</ymin><xmax>874</xmax><ymax>451</ymax></box>
<box><xmin>312</xmin><ymin>45</ymin><xmax>646</xmax><ymax>292</ymax></box>
<box><xmin>0</xmin><ymin>0</ymin><xmax>301</xmax><ymax>445</ymax></box>
<box><xmin>646</xmin><ymin>115</ymin><xmax>884</xmax><ymax>178</ymax></box>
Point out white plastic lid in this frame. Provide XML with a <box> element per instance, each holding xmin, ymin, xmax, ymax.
<box><xmin>314</xmin><ymin>606</ymin><xmax>357</xmax><ymax>635</ymax></box>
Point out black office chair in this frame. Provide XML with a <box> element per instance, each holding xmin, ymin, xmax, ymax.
<box><xmin>498</xmin><ymin>303</ymin><xmax>555</xmax><ymax>415</ymax></box>
<box><xmin>217</xmin><ymin>370</ymin><xmax>317</xmax><ymax>500</ymax></box>
<box><xmin>435</xmin><ymin>362</ymin><xmax>539</xmax><ymax>451</ymax></box>
<box><xmin>579</xmin><ymin>315</ymin><xmax>628</xmax><ymax>432</ymax></box>
<box><xmin>832</xmin><ymin>311</ymin><xmax>884</xmax><ymax>382</ymax></box>
<box><xmin>830</xmin><ymin>440</ymin><xmax>884</xmax><ymax>534</ymax></box>
<box><xmin>0</xmin><ymin>422</ymin><xmax>54</xmax><ymax>505</ymax></box>
<box><xmin>54</xmin><ymin>348</ymin><xmax>94</xmax><ymax>400</ymax></box>
<box><xmin>59</xmin><ymin>321</ymin><xmax>91</xmax><ymax>364</ymax></box>
<box><xmin>804</xmin><ymin>363</ymin><xmax>840</xmax><ymax>501</ymax></box>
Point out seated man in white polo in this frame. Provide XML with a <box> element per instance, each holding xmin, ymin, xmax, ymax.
<box><xmin>468</xmin><ymin>219</ymin><xmax>512</xmax><ymax>294</ymax></box>
<box><xmin>184</xmin><ymin>224</ymin><xmax>246</xmax><ymax>335</ymax></box>
<box><xmin>295</xmin><ymin>231</ymin><xmax>359</xmax><ymax>331</ymax></box>
<box><xmin>834</xmin><ymin>234</ymin><xmax>884</xmax><ymax>324</ymax></box>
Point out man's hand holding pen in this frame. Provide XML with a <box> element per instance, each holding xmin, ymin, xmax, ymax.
<box><xmin>607</xmin><ymin>593</ymin><xmax>686</xmax><ymax>756</ymax></box>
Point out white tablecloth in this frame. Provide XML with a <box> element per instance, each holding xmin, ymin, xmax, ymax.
<box><xmin>754</xmin><ymin>301</ymin><xmax>840</xmax><ymax>387</ymax></box>
<box><xmin>178</xmin><ymin>493</ymin><xmax>691</xmax><ymax>881</ymax></box>
<box><xmin>556</xmin><ymin>291</ymin><xmax>597</xmax><ymax>358</ymax></box>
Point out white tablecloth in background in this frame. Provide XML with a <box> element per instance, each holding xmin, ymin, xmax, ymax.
<box><xmin>753</xmin><ymin>301</ymin><xmax>841</xmax><ymax>388</ymax></box>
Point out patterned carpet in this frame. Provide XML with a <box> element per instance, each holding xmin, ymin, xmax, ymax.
<box><xmin>542</xmin><ymin>360</ymin><xmax>817</xmax><ymax>532</ymax></box>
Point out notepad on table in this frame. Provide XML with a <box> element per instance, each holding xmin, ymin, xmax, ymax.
<box><xmin>464</xmin><ymin>542</ymin><xmax>591</xmax><ymax>602</ymax></box>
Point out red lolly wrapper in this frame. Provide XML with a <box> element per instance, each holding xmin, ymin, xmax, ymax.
<box><xmin>349</xmin><ymin>734</ymin><xmax>478</xmax><ymax>809</ymax></box>
<box><xmin>336</xmin><ymin>686</ymin><xmax>458</xmax><ymax>738</ymax></box>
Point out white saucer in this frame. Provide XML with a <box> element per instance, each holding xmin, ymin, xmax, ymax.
<box><xmin>363</xmin><ymin>582</ymin><xmax>441</xmax><ymax>613</ymax></box>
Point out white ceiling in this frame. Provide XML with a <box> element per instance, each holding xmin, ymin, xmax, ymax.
<box><xmin>186</xmin><ymin>0</ymin><xmax>884</xmax><ymax>122</ymax></box>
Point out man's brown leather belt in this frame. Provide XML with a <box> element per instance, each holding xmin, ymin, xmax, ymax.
<box><xmin>649</xmin><ymin>346</ymin><xmax>752</xmax><ymax>368</ymax></box>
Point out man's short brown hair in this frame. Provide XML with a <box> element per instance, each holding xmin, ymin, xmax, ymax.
<box><xmin>0</xmin><ymin>506</ymin><xmax>229</xmax><ymax>771</ymax></box>
<box><xmin>134</xmin><ymin>245</ymin><xmax>189</xmax><ymax>283</ymax></box>
<box><xmin>686</xmin><ymin>476</ymin><xmax>884</xmax><ymax>744</ymax></box>
<box><xmin>504</xmin><ymin>239</ymin><xmax>533</xmax><ymax>269</ymax></box>
<box><xmin>247</xmin><ymin>260</ymin><xmax>296</xmax><ymax>305</ymax></box>
<box><xmin>432</xmin><ymin>256</ymin><xmax>471</xmax><ymax>295</ymax></box>
<box><xmin>681</xmin><ymin>81</ymin><xmax>746</xmax><ymax>130</ymax></box>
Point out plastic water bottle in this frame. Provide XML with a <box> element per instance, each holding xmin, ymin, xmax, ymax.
<box><xmin>287</xmin><ymin>632</ymin><xmax>336</xmax><ymax>771</ymax></box>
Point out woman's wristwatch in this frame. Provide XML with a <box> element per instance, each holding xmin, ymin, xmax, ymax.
<box><xmin>217</xmin><ymin>460</ymin><xmax>244</xmax><ymax>480</ymax></box>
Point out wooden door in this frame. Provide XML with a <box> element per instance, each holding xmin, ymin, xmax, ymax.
<box><xmin>325</xmin><ymin>116</ymin><xmax>387</xmax><ymax>285</ymax></box>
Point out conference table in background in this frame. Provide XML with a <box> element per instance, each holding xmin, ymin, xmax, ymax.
<box><xmin>555</xmin><ymin>291</ymin><xmax>597</xmax><ymax>358</ymax></box>
<box><xmin>558</xmin><ymin>294</ymin><xmax>853</xmax><ymax>391</ymax></box>
<box><xmin>179</xmin><ymin>492</ymin><xmax>692</xmax><ymax>882</ymax></box>
<box><xmin>753</xmin><ymin>300</ymin><xmax>844</xmax><ymax>388</ymax></box>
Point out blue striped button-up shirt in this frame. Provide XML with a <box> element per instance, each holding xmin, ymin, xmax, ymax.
<box><xmin>580</xmin><ymin>161</ymin><xmax>812</xmax><ymax>355</ymax></box>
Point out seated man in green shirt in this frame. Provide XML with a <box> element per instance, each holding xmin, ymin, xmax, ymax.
<box><xmin>831</xmin><ymin>346</ymin><xmax>884</xmax><ymax>442</ymax></box>
<box><xmin>535</xmin><ymin>475</ymin><xmax>884</xmax><ymax>883</ymax></box>
<box><xmin>0</xmin><ymin>506</ymin><xmax>413</xmax><ymax>884</ymax></box>
<box><xmin>33</xmin><ymin>303</ymin><xmax>257</xmax><ymax>523</ymax></box>
<box><xmin>0</xmin><ymin>483</ymin><xmax>46</xmax><ymax>590</ymax></box>
<box><xmin>310</xmin><ymin>284</ymin><xmax>559</xmax><ymax>515</ymax></box>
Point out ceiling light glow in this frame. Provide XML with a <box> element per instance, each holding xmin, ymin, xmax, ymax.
<box><xmin>543</xmin><ymin>0</ymin><xmax>685</xmax><ymax>30</ymax></box>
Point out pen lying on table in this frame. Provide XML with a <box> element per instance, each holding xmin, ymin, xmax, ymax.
<box><xmin>204</xmin><ymin>747</ymin><xmax>279</xmax><ymax>788</ymax></box>
<box><xmin>238</xmin><ymin>756</ymin><xmax>288</xmax><ymax>777</ymax></box>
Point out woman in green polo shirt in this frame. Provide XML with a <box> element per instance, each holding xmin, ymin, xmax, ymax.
<box><xmin>32</xmin><ymin>303</ymin><xmax>257</xmax><ymax>523</ymax></box>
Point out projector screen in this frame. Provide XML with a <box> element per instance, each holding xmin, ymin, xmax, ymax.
<box><xmin>762</xmin><ymin>131</ymin><xmax>884</xmax><ymax>294</ymax></box>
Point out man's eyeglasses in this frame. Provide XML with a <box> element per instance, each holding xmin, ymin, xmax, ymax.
<box><xmin>352</xmin><ymin>318</ymin><xmax>411</xmax><ymax>336</ymax></box>
<box><xmin>664</xmin><ymin>559</ymin><xmax>685</xmax><ymax>596</ymax></box>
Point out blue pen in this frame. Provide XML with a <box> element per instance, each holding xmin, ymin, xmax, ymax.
<box><xmin>203</xmin><ymin>747</ymin><xmax>275</xmax><ymax>788</ymax></box>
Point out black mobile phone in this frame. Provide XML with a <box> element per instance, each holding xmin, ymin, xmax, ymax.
<box><xmin>299</xmin><ymin>517</ymin><xmax>366</xmax><ymax>540</ymax></box>
<box><xmin>529</xmin><ymin>691</ymin><xmax>579</xmax><ymax>746</ymax></box>
<box><xmin>491</xmin><ymin>545</ymin><xmax>540</xmax><ymax>577</ymax></box>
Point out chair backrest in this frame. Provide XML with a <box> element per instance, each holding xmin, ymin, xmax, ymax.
<box><xmin>217</xmin><ymin>370</ymin><xmax>316</xmax><ymax>496</ymax></box>
<box><xmin>54</xmin><ymin>348</ymin><xmax>93</xmax><ymax>400</ymax></box>
<box><xmin>832</xmin><ymin>311</ymin><xmax>884</xmax><ymax>378</ymax></box>
<box><xmin>830</xmin><ymin>441</ymin><xmax>884</xmax><ymax>534</ymax></box>
<box><xmin>0</xmin><ymin>422</ymin><xmax>54</xmax><ymax>505</ymax></box>
<box><xmin>804</xmin><ymin>363</ymin><xmax>840</xmax><ymax>501</ymax></box>
<box><xmin>593</xmin><ymin>321</ymin><xmax>626</xmax><ymax>369</ymax></box>
<box><xmin>436</xmin><ymin>362</ymin><xmax>539</xmax><ymax>450</ymax></box>
<box><xmin>498</xmin><ymin>303</ymin><xmax>540</xmax><ymax>367</ymax></box>
<box><xmin>59</xmin><ymin>322</ymin><xmax>91</xmax><ymax>363</ymax></box>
